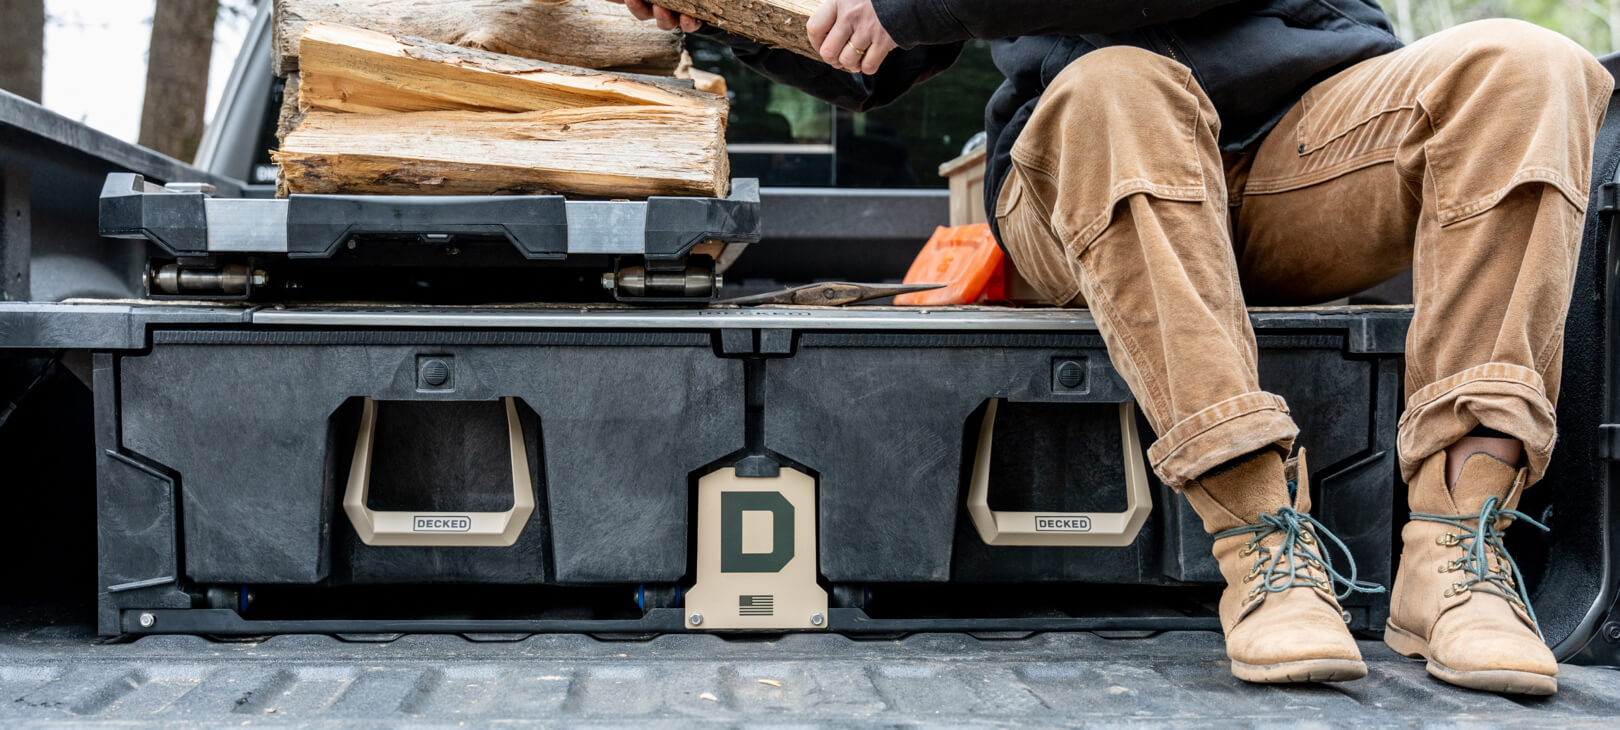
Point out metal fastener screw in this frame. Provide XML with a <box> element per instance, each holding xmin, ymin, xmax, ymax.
<box><xmin>138</xmin><ymin>612</ymin><xmax>156</xmax><ymax>628</ymax></box>
<box><xmin>1604</xmin><ymin>622</ymin><xmax>1620</xmax><ymax>642</ymax></box>
<box><xmin>810</xmin><ymin>612</ymin><xmax>825</xmax><ymax>626</ymax></box>
<box><xmin>688</xmin><ymin>612</ymin><xmax>703</xmax><ymax>626</ymax></box>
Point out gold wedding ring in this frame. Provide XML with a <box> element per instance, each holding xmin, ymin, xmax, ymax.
<box><xmin>847</xmin><ymin>41</ymin><xmax>868</xmax><ymax>56</ymax></box>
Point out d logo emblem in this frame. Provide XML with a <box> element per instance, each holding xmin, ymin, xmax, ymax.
<box><xmin>687</xmin><ymin>467</ymin><xmax>828</xmax><ymax>629</ymax></box>
<box><xmin>721</xmin><ymin>492</ymin><xmax>794</xmax><ymax>573</ymax></box>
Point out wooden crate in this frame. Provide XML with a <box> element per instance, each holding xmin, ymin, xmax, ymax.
<box><xmin>938</xmin><ymin>146</ymin><xmax>987</xmax><ymax>227</ymax></box>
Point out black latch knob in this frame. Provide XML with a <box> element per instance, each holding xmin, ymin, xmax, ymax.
<box><xmin>420</xmin><ymin>359</ymin><xmax>451</xmax><ymax>388</ymax></box>
<box><xmin>1056</xmin><ymin>360</ymin><xmax>1086</xmax><ymax>390</ymax></box>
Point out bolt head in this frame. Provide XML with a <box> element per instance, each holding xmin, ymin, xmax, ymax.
<box><xmin>688</xmin><ymin>612</ymin><xmax>703</xmax><ymax>626</ymax></box>
<box><xmin>138</xmin><ymin>612</ymin><xmax>156</xmax><ymax>628</ymax></box>
<box><xmin>601</xmin><ymin>273</ymin><xmax>617</xmax><ymax>290</ymax></box>
<box><xmin>810</xmin><ymin>612</ymin><xmax>825</xmax><ymax>626</ymax></box>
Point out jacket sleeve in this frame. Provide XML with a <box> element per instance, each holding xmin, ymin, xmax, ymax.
<box><xmin>693</xmin><ymin>27</ymin><xmax>963</xmax><ymax>112</ymax></box>
<box><xmin>871</xmin><ymin>0</ymin><xmax>1243</xmax><ymax>46</ymax></box>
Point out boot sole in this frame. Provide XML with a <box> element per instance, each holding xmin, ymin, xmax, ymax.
<box><xmin>1383</xmin><ymin>621</ymin><xmax>1557</xmax><ymax>696</ymax></box>
<box><xmin>1229</xmin><ymin>658</ymin><xmax>1367</xmax><ymax>684</ymax></box>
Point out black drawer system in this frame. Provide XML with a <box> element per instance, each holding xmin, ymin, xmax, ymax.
<box><xmin>69</xmin><ymin>306</ymin><xmax>1425</xmax><ymax>637</ymax></box>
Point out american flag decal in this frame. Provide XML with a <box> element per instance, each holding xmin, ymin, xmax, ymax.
<box><xmin>738</xmin><ymin>595</ymin><xmax>774</xmax><ymax>616</ymax></box>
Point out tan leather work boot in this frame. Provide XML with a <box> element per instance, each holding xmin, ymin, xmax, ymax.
<box><xmin>1182</xmin><ymin>449</ymin><xmax>1382</xmax><ymax>683</ymax></box>
<box><xmin>1385</xmin><ymin>451</ymin><xmax>1558</xmax><ymax>695</ymax></box>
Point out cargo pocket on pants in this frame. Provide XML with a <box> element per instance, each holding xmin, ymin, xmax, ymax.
<box><xmin>1005</xmin><ymin>53</ymin><xmax>1210</xmax><ymax>257</ymax></box>
<box><xmin>995</xmin><ymin>163</ymin><xmax>1084</xmax><ymax>306</ymax></box>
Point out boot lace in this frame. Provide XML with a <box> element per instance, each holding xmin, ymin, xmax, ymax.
<box><xmin>1213</xmin><ymin>504</ymin><xmax>1386</xmax><ymax>602</ymax></box>
<box><xmin>1409</xmin><ymin>495</ymin><xmax>1549</xmax><ymax>639</ymax></box>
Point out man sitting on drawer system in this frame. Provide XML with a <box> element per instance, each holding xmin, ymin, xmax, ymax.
<box><xmin>618</xmin><ymin>0</ymin><xmax>1612</xmax><ymax>696</ymax></box>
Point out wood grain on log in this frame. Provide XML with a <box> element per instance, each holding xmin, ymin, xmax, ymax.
<box><xmin>297</xmin><ymin>23</ymin><xmax>723</xmax><ymax>114</ymax></box>
<box><xmin>606</xmin><ymin>0</ymin><xmax>822</xmax><ymax>59</ymax></box>
<box><xmin>274</xmin><ymin>106</ymin><xmax>729</xmax><ymax>198</ymax></box>
<box><xmin>274</xmin><ymin>0</ymin><xmax>684</xmax><ymax>77</ymax></box>
<box><xmin>689</xmin><ymin>69</ymin><xmax>727</xmax><ymax>96</ymax></box>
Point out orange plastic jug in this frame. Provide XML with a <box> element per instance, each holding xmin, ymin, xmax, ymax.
<box><xmin>895</xmin><ymin>224</ymin><xmax>1004</xmax><ymax>306</ymax></box>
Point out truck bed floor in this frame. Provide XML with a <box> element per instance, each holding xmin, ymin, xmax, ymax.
<box><xmin>3</xmin><ymin>606</ymin><xmax>1619</xmax><ymax>727</ymax></box>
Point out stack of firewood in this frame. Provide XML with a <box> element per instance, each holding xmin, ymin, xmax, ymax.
<box><xmin>270</xmin><ymin>0</ymin><xmax>732</xmax><ymax>199</ymax></box>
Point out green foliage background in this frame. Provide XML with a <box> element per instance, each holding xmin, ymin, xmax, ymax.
<box><xmin>1390</xmin><ymin>0</ymin><xmax>1617</xmax><ymax>54</ymax></box>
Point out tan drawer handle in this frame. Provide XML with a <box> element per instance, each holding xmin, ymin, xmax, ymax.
<box><xmin>966</xmin><ymin>399</ymin><xmax>1151</xmax><ymax>547</ymax></box>
<box><xmin>344</xmin><ymin>397</ymin><xmax>534</xmax><ymax>547</ymax></box>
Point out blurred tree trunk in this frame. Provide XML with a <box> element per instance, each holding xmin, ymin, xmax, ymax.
<box><xmin>1392</xmin><ymin>0</ymin><xmax>1415</xmax><ymax>42</ymax></box>
<box><xmin>140</xmin><ymin>0</ymin><xmax>218</xmax><ymax>161</ymax></box>
<box><xmin>0</xmin><ymin>0</ymin><xmax>44</xmax><ymax>102</ymax></box>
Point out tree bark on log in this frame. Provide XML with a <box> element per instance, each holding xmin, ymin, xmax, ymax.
<box><xmin>276</xmin><ymin>74</ymin><xmax>304</xmax><ymax>144</ymax></box>
<box><xmin>296</xmin><ymin>23</ymin><xmax>720</xmax><ymax>114</ymax></box>
<box><xmin>274</xmin><ymin>106</ymin><xmax>729</xmax><ymax>198</ymax></box>
<box><xmin>0</xmin><ymin>0</ymin><xmax>44</xmax><ymax>102</ymax></box>
<box><xmin>607</xmin><ymin>0</ymin><xmax>822</xmax><ymax>59</ymax></box>
<box><xmin>274</xmin><ymin>0</ymin><xmax>684</xmax><ymax>77</ymax></box>
<box><xmin>140</xmin><ymin>0</ymin><xmax>218</xmax><ymax>161</ymax></box>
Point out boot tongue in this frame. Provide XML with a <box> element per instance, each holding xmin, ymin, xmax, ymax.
<box><xmin>1285</xmin><ymin>454</ymin><xmax>1311</xmax><ymax>514</ymax></box>
<box><xmin>1448</xmin><ymin>452</ymin><xmax>1520</xmax><ymax>513</ymax></box>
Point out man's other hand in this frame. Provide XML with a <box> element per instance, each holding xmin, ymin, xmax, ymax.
<box><xmin>618</xmin><ymin>0</ymin><xmax>703</xmax><ymax>32</ymax></box>
<box><xmin>806</xmin><ymin>0</ymin><xmax>897</xmax><ymax>75</ymax></box>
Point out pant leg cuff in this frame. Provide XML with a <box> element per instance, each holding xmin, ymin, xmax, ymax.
<box><xmin>1148</xmin><ymin>392</ymin><xmax>1300</xmax><ymax>489</ymax></box>
<box><xmin>1397</xmin><ymin>362</ymin><xmax>1558</xmax><ymax>484</ymax></box>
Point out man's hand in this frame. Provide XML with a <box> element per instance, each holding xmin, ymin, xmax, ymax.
<box><xmin>618</xmin><ymin>0</ymin><xmax>702</xmax><ymax>33</ymax></box>
<box><xmin>806</xmin><ymin>0</ymin><xmax>897</xmax><ymax>75</ymax></box>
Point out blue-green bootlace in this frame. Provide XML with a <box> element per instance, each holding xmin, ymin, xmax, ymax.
<box><xmin>1213</xmin><ymin>500</ymin><xmax>1386</xmax><ymax>602</ymax></box>
<box><xmin>1408</xmin><ymin>495</ymin><xmax>1549</xmax><ymax>640</ymax></box>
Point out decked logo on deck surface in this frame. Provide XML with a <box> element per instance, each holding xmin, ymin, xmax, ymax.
<box><xmin>1035</xmin><ymin>515</ymin><xmax>1092</xmax><ymax>532</ymax></box>
<box><xmin>412</xmin><ymin>516</ymin><xmax>472</xmax><ymax>532</ymax></box>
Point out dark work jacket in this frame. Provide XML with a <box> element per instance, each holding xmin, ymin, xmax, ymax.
<box><xmin>697</xmin><ymin>0</ymin><xmax>1402</xmax><ymax>244</ymax></box>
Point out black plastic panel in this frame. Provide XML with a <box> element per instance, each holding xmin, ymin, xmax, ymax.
<box><xmin>286</xmin><ymin>193</ymin><xmax>569</xmax><ymax>260</ymax></box>
<box><xmin>96</xmin><ymin>174</ymin><xmax>208</xmax><ymax>255</ymax></box>
<box><xmin>105</xmin><ymin>331</ymin><xmax>745</xmax><ymax>598</ymax></box>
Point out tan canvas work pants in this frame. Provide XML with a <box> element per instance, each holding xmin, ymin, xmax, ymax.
<box><xmin>995</xmin><ymin>20</ymin><xmax>1612</xmax><ymax>489</ymax></box>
